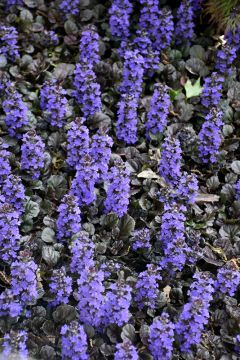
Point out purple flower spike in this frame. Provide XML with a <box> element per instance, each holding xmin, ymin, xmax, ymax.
<box><xmin>114</xmin><ymin>341</ymin><xmax>138</xmax><ymax>360</ymax></box>
<box><xmin>20</xmin><ymin>130</ymin><xmax>46</xmax><ymax>180</ymax></box>
<box><xmin>149</xmin><ymin>313</ymin><xmax>175</xmax><ymax>360</ymax></box>
<box><xmin>61</xmin><ymin>321</ymin><xmax>88</xmax><ymax>360</ymax></box>
<box><xmin>104</xmin><ymin>158</ymin><xmax>130</xmax><ymax>218</ymax></box>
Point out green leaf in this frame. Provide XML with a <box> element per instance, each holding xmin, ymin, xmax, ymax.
<box><xmin>184</xmin><ymin>77</ymin><xmax>203</xmax><ymax>99</ymax></box>
<box><xmin>41</xmin><ymin>228</ymin><xmax>55</xmax><ymax>243</ymax></box>
<box><xmin>169</xmin><ymin>88</ymin><xmax>181</xmax><ymax>101</ymax></box>
<box><xmin>24</xmin><ymin>200</ymin><xmax>40</xmax><ymax>219</ymax></box>
<box><xmin>119</xmin><ymin>214</ymin><xmax>135</xmax><ymax>238</ymax></box>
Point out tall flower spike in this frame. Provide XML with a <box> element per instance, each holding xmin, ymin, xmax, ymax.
<box><xmin>77</xmin><ymin>266</ymin><xmax>105</xmax><ymax>327</ymax></box>
<box><xmin>109</xmin><ymin>0</ymin><xmax>133</xmax><ymax>40</ymax></box>
<box><xmin>2</xmin><ymin>174</ymin><xmax>25</xmax><ymax>215</ymax></box>
<box><xmin>70</xmin><ymin>154</ymin><xmax>99</xmax><ymax>206</ymax></box>
<box><xmin>132</xmin><ymin>227</ymin><xmax>151</xmax><ymax>251</ymax></box>
<box><xmin>49</xmin><ymin>266</ymin><xmax>72</xmax><ymax>305</ymax></box>
<box><xmin>135</xmin><ymin>264</ymin><xmax>162</xmax><ymax>310</ymax></box>
<box><xmin>146</xmin><ymin>83</ymin><xmax>170</xmax><ymax>137</ymax></box>
<box><xmin>70</xmin><ymin>231</ymin><xmax>95</xmax><ymax>274</ymax></box>
<box><xmin>176</xmin><ymin>272</ymin><xmax>214</xmax><ymax>353</ymax></box>
<box><xmin>175</xmin><ymin>0</ymin><xmax>195</xmax><ymax>45</ymax></box>
<box><xmin>66</xmin><ymin>117</ymin><xmax>90</xmax><ymax>169</ymax></box>
<box><xmin>40</xmin><ymin>79</ymin><xmax>68</xmax><ymax>128</ymax></box>
<box><xmin>0</xmin><ymin>25</ymin><xmax>19</xmax><ymax>61</ymax></box>
<box><xmin>104</xmin><ymin>158</ymin><xmax>130</xmax><ymax>218</ymax></box>
<box><xmin>20</xmin><ymin>130</ymin><xmax>46</xmax><ymax>180</ymax></box>
<box><xmin>90</xmin><ymin>128</ymin><xmax>113</xmax><ymax>180</ymax></box>
<box><xmin>159</xmin><ymin>202</ymin><xmax>189</xmax><ymax>272</ymax></box>
<box><xmin>3</xmin><ymin>86</ymin><xmax>29</xmax><ymax>138</ymax></box>
<box><xmin>216</xmin><ymin>42</ymin><xmax>237</xmax><ymax>75</ymax></box>
<box><xmin>138</xmin><ymin>0</ymin><xmax>160</xmax><ymax>44</ymax></box>
<box><xmin>59</xmin><ymin>0</ymin><xmax>81</xmax><ymax>16</ymax></box>
<box><xmin>159</xmin><ymin>135</ymin><xmax>182</xmax><ymax>188</ymax></box>
<box><xmin>103</xmin><ymin>280</ymin><xmax>132</xmax><ymax>327</ymax></box>
<box><xmin>201</xmin><ymin>72</ymin><xmax>224</xmax><ymax>109</ymax></box>
<box><xmin>132</xmin><ymin>30</ymin><xmax>160</xmax><ymax>73</ymax></box>
<box><xmin>56</xmin><ymin>194</ymin><xmax>81</xmax><ymax>242</ymax></box>
<box><xmin>79</xmin><ymin>25</ymin><xmax>100</xmax><ymax>67</ymax></box>
<box><xmin>116</xmin><ymin>94</ymin><xmax>139</xmax><ymax>144</ymax></box>
<box><xmin>198</xmin><ymin>108</ymin><xmax>223</xmax><ymax>164</ymax></box>
<box><xmin>119</xmin><ymin>49</ymin><xmax>144</xmax><ymax>99</ymax></box>
<box><xmin>10</xmin><ymin>251</ymin><xmax>38</xmax><ymax>306</ymax></box>
<box><xmin>235</xmin><ymin>180</ymin><xmax>240</xmax><ymax>200</ymax></box>
<box><xmin>114</xmin><ymin>341</ymin><xmax>138</xmax><ymax>360</ymax></box>
<box><xmin>3</xmin><ymin>330</ymin><xmax>28</xmax><ymax>360</ymax></box>
<box><xmin>215</xmin><ymin>260</ymin><xmax>240</xmax><ymax>296</ymax></box>
<box><xmin>153</xmin><ymin>7</ymin><xmax>174</xmax><ymax>51</ymax></box>
<box><xmin>149</xmin><ymin>313</ymin><xmax>175</xmax><ymax>360</ymax></box>
<box><xmin>73</xmin><ymin>64</ymin><xmax>102</xmax><ymax>117</ymax></box>
<box><xmin>61</xmin><ymin>321</ymin><xmax>88</xmax><ymax>360</ymax></box>
<box><xmin>0</xmin><ymin>203</ymin><xmax>20</xmax><ymax>263</ymax></box>
<box><xmin>0</xmin><ymin>138</ymin><xmax>11</xmax><ymax>185</ymax></box>
<box><xmin>176</xmin><ymin>172</ymin><xmax>199</xmax><ymax>204</ymax></box>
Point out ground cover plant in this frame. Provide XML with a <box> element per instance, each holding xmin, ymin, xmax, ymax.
<box><xmin>0</xmin><ymin>0</ymin><xmax>240</xmax><ymax>359</ymax></box>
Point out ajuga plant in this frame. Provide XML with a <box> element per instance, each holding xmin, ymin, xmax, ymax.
<box><xmin>175</xmin><ymin>0</ymin><xmax>195</xmax><ymax>45</ymax></box>
<box><xmin>61</xmin><ymin>321</ymin><xmax>88</xmax><ymax>360</ymax></box>
<box><xmin>59</xmin><ymin>0</ymin><xmax>81</xmax><ymax>16</ymax></box>
<box><xmin>2</xmin><ymin>174</ymin><xmax>25</xmax><ymax>215</ymax></box>
<box><xmin>70</xmin><ymin>231</ymin><xmax>95</xmax><ymax>274</ymax></box>
<box><xmin>2</xmin><ymin>330</ymin><xmax>28</xmax><ymax>360</ymax></box>
<box><xmin>79</xmin><ymin>25</ymin><xmax>100</xmax><ymax>67</ymax></box>
<box><xmin>91</xmin><ymin>128</ymin><xmax>113</xmax><ymax>181</ymax></box>
<box><xmin>215</xmin><ymin>260</ymin><xmax>240</xmax><ymax>296</ymax></box>
<box><xmin>116</xmin><ymin>94</ymin><xmax>139</xmax><ymax>144</ymax></box>
<box><xmin>49</xmin><ymin>266</ymin><xmax>73</xmax><ymax>305</ymax></box>
<box><xmin>0</xmin><ymin>25</ymin><xmax>19</xmax><ymax>61</ymax></box>
<box><xmin>66</xmin><ymin>117</ymin><xmax>90</xmax><ymax>169</ymax></box>
<box><xmin>0</xmin><ymin>138</ymin><xmax>11</xmax><ymax>185</ymax></box>
<box><xmin>109</xmin><ymin>0</ymin><xmax>133</xmax><ymax>41</ymax></box>
<box><xmin>114</xmin><ymin>341</ymin><xmax>138</xmax><ymax>360</ymax></box>
<box><xmin>132</xmin><ymin>228</ymin><xmax>151</xmax><ymax>251</ymax></box>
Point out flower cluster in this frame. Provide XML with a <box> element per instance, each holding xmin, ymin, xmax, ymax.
<box><xmin>56</xmin><ymin>194</ymin><xmax>81</xmax><ymax>242</ymax></box>
<box><xmin>109</xmin><ymin>0</ymin><xmax>133</xmax><ymax>40</ymax></box>
<box><xmin>132</xmin><ymin>227</ymin><xmax>151</xmax><ymax>251</ymax></box>
<box><xmin>159</xmin><ymin>202</ymin><xmax>189</xmax><ymax>272</ymax></box>
<box><xmin>177</xmin><ymin>172</ymin><xmax>199</xmax><ymax>204</ymax></box>
<box><xmin>40</xmin><ymin>80</ymin><xmax>68</xmax><ymax>128</ymax></box>
<box><xmin>70</xmin><ymin>232</ymin><xmax>95</xmax><ymax>274</ymax></box>
<box><xmin>2</xmin><ymin>175</ymin><xmax>25</xmax><ymax>215</ymax></box>
<box><xmin>10</xmin><ymin>252</ymin><xmax>38</xmax><ymax>306</ymax></box>
<box><xmin>79</xmin><ymin>25</ymin><xmax>100</xmax><ymax>67</ymax></box>
<box><xmin>49</xmin><ymin>266</ymin><xmax>72</xmax><ymax>305</ymax></box>
<box><xmin>149</xmin><ymin>313</ymin><xmax>175</xmax><ymax>360</ymax></box>
<box><xmin>135</xmin><ymin>264</ymin><xmax>162</xmax><ymax>310</ymax></box>
<box><xmin>77</xmin><ymin>266</ymin><xmax>105</xmax><ymax>327</ymax></box>
<box><xmin>90</xmin><ymin>128</ymin><xmax>113</xmax><ymax>180</ymax></box>
<box><xmin>73</xmin><ymin>64</ymin><xmax>102</xmax><ymax>117</ymax></box>
<box><xmin>116</xmin><ymin>94</ymin><xmax>138</xmax><ymax>144</ymax></box>
<box><xmin>59</xmin><ymin>0</ymin><xmax>80</xmax><ymax>16</ymax></box>
<box><xmin>70</xmin><ymin>154</ymin><xmax>99</xmax><ymax>206</ymax></box>
<box><xmin>0</xmin><ymin>25</ymin><xmax>19</xmax><ymax>61</ymax></box>
<box><xmin>159</xmin><ymin>135</ymin><xmax>182</xmax><ymax>187</ymax></box>
<box><xmin>216</xmin><ymin>42</ymin><xmax>237</xmax><ymax>74</ymax></box>
<box><xmin>104</xmin><ymin>158</ymin><xmax>130</xmax><ymax>217</ymax></box>
<box><xmin>0</xmin><ymin>288</ymin><xmax>22</xmax><ymax>318</ymax></box>
<box><xmin>3</xmin><ymin>86</ymin><xmax>29</xmax><ymax>138</ymax></box>
<box><xmin>5</xmin><ymin>0</ymin><xmax>23</xmax><ymax>6</ymax></box>
<box><xmin>138</xmin><ymin>0</ymin><xmax>160</xmax><ymax>45</ymax></box>
<box><xmin>132</xmin><ymin>30</ymin><xmax>160</xmax><ymax>73</ymax></box>
<box><xmin>119</xmin><ymin>49</ymin><xmax>144</xmax><ymax>98</ymax></box>
<box><xmin>176</xmin><ymin>272</ymin><xmax>214</xmax><ymax>353</ymax></box>
<box><xmin>0</xmin><ymin>138</ymin><xmax>11</xmax><ymax>184</ymax></box>
<box><xmin>2</xmin><ymin>330</ymin><xmax>28</xmax><ymax>360</ymax></box>
<box><xmin>104</xmin><ymin>280</ymin><xmax>132</xmax><ymax>327</ymax></box>
<box><xmin>153</xmin><ymin>7</ymin><xmax>174</xmax><ymax>51</ymax></box>
<box><xmin>235</xmin><ymin>180</ymin><xmax>240</xmax><ymax>200</ymax></box>
<box><xmin>175</xmin><ymin>0</ymin><xmax>195</xmax><ymax>45</ymax></box>
<box><xmin>41</xmin><ymin>30</ymin><xmax>59</xmax><ymax>47</ymax></box>
<box><xmin>61</xmin><ymin>322</ymin><xmax>88</xmax><ymax>360</ymax></box>
<box><xmin>66</xmin><ymin>117</ymin><xmax>89</xmax><ymax>169</ymax></box>
<box><xmin>114</xmin><ymin>341</ymin><xmax>138</xmax><ymax>360</ymax></box>
<box><xmin>146</xmin><ymin>83</ymin><xmax>170</xmax><ymax>137</ymax></box>
<box><xmin>0</xmin><ymin>203</ymin><xmax>20</xmax><ymax>263</ymax></box>
<box><xmin>20</xmin><ymin>130</ymin><xmax>46</xmax><ymax>180</ymax></box>
<box><xmin>201</xmin><ymin>72</ymin><xmax>224</xmax><ymax>109</ymax></box>
<box><xmin>215</xmin><ymin>260</ymin><xmax>240</xmax><ymax>296</ymax></box>
<box><xmin>198</xmin><ymin>108</ymin><xmax>223</xmax><ymax>164</ymax></box>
